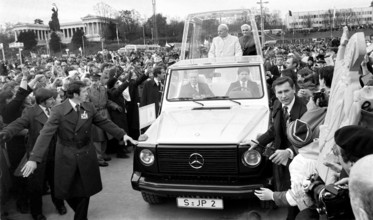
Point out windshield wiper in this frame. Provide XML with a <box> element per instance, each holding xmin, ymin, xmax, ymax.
<box><xmin>203</xmin><ymin>96</ymin><xmax>241</xmax><ymax>105</ymax></box>
<box><xmin>169</xmin><ymin>97</ymin><xmax>204</xmax><ymax>106</ymax></box>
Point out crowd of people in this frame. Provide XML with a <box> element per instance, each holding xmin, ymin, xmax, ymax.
<box><xmin>0</xmin><ymin>22</ymin><xmax>372</xmax><ymax>220</ymax></box>
<box><xmin>0</xmin><ymin>48</ymin><xmax>177</xmax><ymax>220</ymax></box>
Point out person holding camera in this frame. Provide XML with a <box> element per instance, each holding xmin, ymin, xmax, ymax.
<box><xmin>298</xmin><ymin>66</ymin><xmax>334</xmax><ymax>109</ymax></box>
<box><xmin>249</xmin><ymin>76</ymin><xmax>307</xmax><ymax>220</ymax></box>
<box><xmin>296</xmin><ymin>125</ymin><xmax>373</xmax><ymax>220</ymax></box>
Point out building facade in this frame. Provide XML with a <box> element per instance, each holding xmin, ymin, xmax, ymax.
<box><xmin>287</xmin><ymin>7</ymin><xmax>373</xmax><ymax>29</ymax></box>
<box><xmin>12</xmin><ymin>15</ymin><xmax>111</xmax><ymax>45</ymax></box>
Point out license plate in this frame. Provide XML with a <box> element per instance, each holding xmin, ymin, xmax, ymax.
<box><xmin>177</xmin><ymin>198</ymin><xmax>223</xmax><ymax>209</ymax></box>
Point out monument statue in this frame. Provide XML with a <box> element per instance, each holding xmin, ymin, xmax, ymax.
<box><xmin>48</xmin><ymin>3</ymin><xmax>60</xmax><ymax>31</ymax></box>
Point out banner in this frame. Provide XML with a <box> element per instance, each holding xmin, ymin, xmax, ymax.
<box><xmin>139</xmin><ymin>103</ymin><xmax>156</xmax><ymax>129</ymax></box>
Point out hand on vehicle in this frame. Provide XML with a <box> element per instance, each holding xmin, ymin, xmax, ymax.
<box><xmin>123</xmin><ymin>134</ymin><xmax>138</xmax><ymax>146</ymax></box>
<box><xmin>254</xmin><ymin>188</ymin><xmax>273</xmax><ymax>201</ymax></box>
<box><xmin>244</xmin><ymin>140</ymin><xmax>259</xmax><ymax>151</ymax></box>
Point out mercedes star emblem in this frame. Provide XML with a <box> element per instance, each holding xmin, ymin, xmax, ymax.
<box><xmin>189</xmin><ymin>153</ymin><xmax>204</xmax><ymax>169</ymax></box>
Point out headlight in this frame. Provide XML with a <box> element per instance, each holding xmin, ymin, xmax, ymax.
<box><xmin>242</xmin><ymin>150</ymin><xmax>261</xmax><ymax>167</ymax></box>
<box><xmin>139</xmin><ymin>149</ymin><xmax>155</xmax><ymax>166</ymax></box>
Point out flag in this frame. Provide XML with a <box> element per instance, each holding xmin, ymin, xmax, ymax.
<box><xmin>289</xmin><ymin>10</ymin><xmax>292</xmax><ymax>16</ymax></box>
<box><xmin>165</xmin><ymin>41</ymin><xmax>172</xmax><ymax>48</ymax></box>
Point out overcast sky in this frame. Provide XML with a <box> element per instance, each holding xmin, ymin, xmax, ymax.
<box><xmin>0</xmin><ymin>0</ymin><xmax>371</xmax><ymax>25</ymax></box>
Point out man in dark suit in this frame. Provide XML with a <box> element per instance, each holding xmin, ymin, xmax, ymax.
<box><xmin>0</xmin><ymin>88</ymin><xmax>66</xmax><ymax>220</ymax></box>
<box><xmin>226</xmin><ymin>67</ymin><xmax>260</xmax><ymax>98</ymax></box>
<box><xmin>239</xmin><ymin>24</ymin><xmax>257</xmax><ymax>56</ymax></box>
<box><xmin>140</xmin><ymin>66</ymin><xmax>165</xmax><ymax>116</ymax></box>
<box><xmin>20</xmin><ymin>81</ymin><xmax>137</xmax><ymax>220</ymax></box>
<box><xmin>250</xmin><ymin>77</ymin><xmax>307</xmax><ymax>220</ymax></box>
<box><xmin>268</xmin><ymin>56</ymin><xmax>286</xmax><ymax>82</ymax></box>
<box><xmin>179</xmin><ymin>71</ymin><xmax>214</xmax><ymax>98</ymax></box>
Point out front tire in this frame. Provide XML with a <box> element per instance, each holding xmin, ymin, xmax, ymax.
<box><xmin>141</xmin><ymin>192</ymin><xmax>165</xmax><ymax>204</ymax></box>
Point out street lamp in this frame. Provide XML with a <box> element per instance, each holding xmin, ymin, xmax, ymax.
<box><xmin>152</xmin><ymin>0</ymin><xmax>158</xmax><ymax>44</ymax></box>
<box><xmin>82</xmin><ymin>35</ymin><xmax>85</xmax><ymax>56</ymax></box>
<box><xmin>257</xmin><ymin>0</ymin><xmax>269</xmax><ymax>46</ymax></box>
<box><xmin>19</xmin><ymin>48</ymin><xmax>23</xmax><ymax>65</ymax></box>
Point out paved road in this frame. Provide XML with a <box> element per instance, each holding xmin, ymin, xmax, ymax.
<box><xmin>4</xmin><ymin>151</ymin><xmax>286</xmax><ymax>220</ymax></box>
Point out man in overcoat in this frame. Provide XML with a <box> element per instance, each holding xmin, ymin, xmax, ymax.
<box><xmin>21</xmin><ymin>81</ymin><xmax>137</xmax><ymax>220</ymax></box>
<box><xmin>0</xmin><ymin>88</ymin><xmax>66</xmax><ymax>220</ymax></box>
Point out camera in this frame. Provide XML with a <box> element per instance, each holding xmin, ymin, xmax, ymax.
<box><xmin>312</xmin><ymin>89</ymin><xmax>328</xmax><ymax>107</ymax></box>
<box><xmin>304</xmin><ymin>174</ymin><xmax>353</xmax><ymax>219</ymax></box>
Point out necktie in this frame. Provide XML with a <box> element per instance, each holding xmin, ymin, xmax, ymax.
<box><xmin>193</xmin><ymin>84</ymin><xmax>199</xmax><ymax>93</ymax></box>
<box><xmin>283</xmin><ymin>106</ymin><xmax>289</xmax><ymax>122</ymax></box>
<box><xmin>46</xmin><ymin>108</ymin><xmax>50</xmax><ymax>117</ymax></box>
<box><xmin>76</xmin><ymin>104</ymin><xmax>80</xmax><ymax>114</ymax></box>
<box><xmin>241</xmin><ymin>82</ymin><xmax>247</xmax><ymax>91</ymax></box>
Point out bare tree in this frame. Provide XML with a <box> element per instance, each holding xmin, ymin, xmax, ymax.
<box><xmin>93</xmin><ymin>2</ymin><xmax>117</xmax><ymax>39</ymax></box>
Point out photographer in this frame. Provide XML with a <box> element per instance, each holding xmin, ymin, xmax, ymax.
<box><xmin>296</xmin><ymin>125</ymin><xmax>373</xmax><ymax>220</ymax></box>
<box><xmin>298</xmin><ymin>66</ymin><xmax>334</xmax><ymax>109</ymax></box>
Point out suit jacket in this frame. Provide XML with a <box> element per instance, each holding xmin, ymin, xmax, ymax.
<box><xmin>239</xmin><ymin>36</ymin><xmax>257</xmax><ymax>56</ymax></box>
<box><xmin>179</xmin><ymin>83</ymin><xmax>214</xmax><ymax>98</ymax></box>
<box><xmin>29</xmin><ymin>100</ymin><xmax>125</xmax><ymax>199</ymax></box>
<box><xmin>268</xmin><ymin>65</ymin><xmax>286</xmax><ymax>81</ymax></box>
<box><xmin>257</xmin><ymin>96</ymin><xmax>307</xmax><ymax>191</ymax></box>
<box><xmin>140</xmin><ymin>78</ymin><xmax>163</xmax><ymax>116</ymax></box>
<box><xmin>3</xmin><ymin>105</ymin><xmax>55</xmax><ymax>161</ymax></box>
<box><xmin>258</xmin><ymin>96</ymin><xmax>307</xmax><ymax>152</ymax></box>
<box><xmin>226</xmin><ymin>80</ymin><xmax>260</xmax><ymax>97</ymax></box>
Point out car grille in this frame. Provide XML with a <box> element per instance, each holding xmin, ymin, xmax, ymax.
<box><xmin>157</xmin><ymin>145</ymin><xmax>238</xmax><ymax>174</ymax></box>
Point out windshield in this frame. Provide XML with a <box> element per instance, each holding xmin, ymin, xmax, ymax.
<box><xmin>180</xmin><ymin>9</ymin><xmax>262</xmax><ymax>60</ymax></box>
<box><xmin>167</xmin><ymin>66</ymin><xmax>264</xmax><ymax>100</ymax></box>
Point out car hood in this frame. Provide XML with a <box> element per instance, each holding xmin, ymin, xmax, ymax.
<box><xmin>144</xmin><ymin>105</ymin><xmax>269</xmax><ymax>144</ymax></box>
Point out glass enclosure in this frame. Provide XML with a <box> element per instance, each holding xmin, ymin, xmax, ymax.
<box><xmin>180</xmin><ymin>9</ymin><xmax>262</xmax><ymax>60</ymax></box>
<box><xmin>167</xmin><ymin>65</ymin><xmax>264</xmax><ymax>100</ymax></box>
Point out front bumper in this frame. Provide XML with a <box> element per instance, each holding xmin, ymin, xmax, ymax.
<box><xmin>131</xmin><ymin>172</ymin><xmax>265</xmax><ymax>198</ymax></box>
